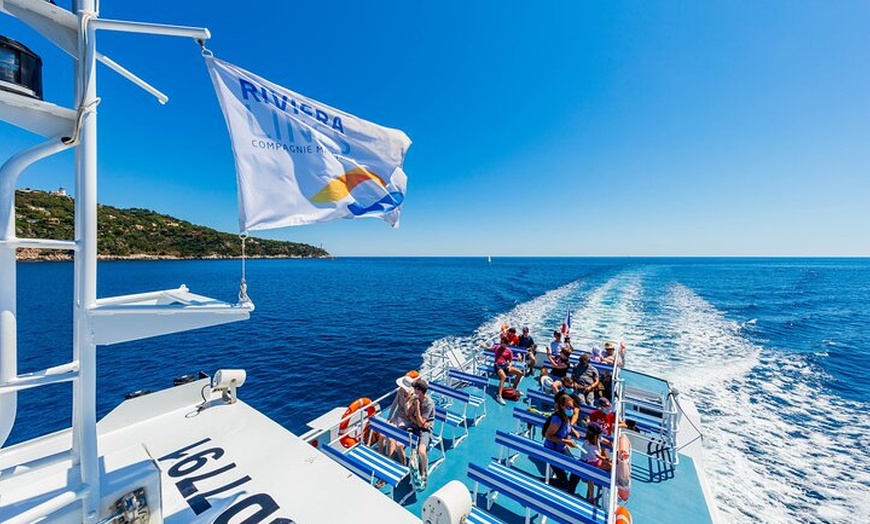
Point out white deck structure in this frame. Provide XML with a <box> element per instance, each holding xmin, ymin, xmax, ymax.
<box><xmin>0</xmin><ymin>2</ymin><xmax>421</xmax><ymax>522</ymax></box>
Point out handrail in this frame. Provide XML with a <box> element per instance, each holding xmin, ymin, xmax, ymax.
<box><xmin>606</xmin><ymin>368</ymin><xmax>625</xmax><ymax>523</ymax></box>
<box><xmin>0</xmin><ymin>137</ymin><xmax>75</xmax><ymax>448</ymax></box>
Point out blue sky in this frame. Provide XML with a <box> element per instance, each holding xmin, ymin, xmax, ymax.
<box><xmin>2</xmin><ymin>1</ymin><xmax>868</xmax><ymax>256</ymax></box>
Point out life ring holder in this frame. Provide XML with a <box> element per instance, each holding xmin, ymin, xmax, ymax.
<box><xmin>338</xmin><ymin>397</ymin><xmax>377</xmax><ymax>448</ymax></box>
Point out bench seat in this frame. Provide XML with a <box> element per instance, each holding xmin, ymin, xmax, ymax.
<box><xmin>320</xmin><ymin>443</ymin><xmax>407</xmax><ymax>499</ymax></box>
<box><xmin>468</xmin><ymin>461</ymin><xmax>607</xmax><ymax>524</ymax></box>
<box><xmin>495</xmin><ymin>430</ymin><xmax>611</xmax><ymax>488</ymax></box>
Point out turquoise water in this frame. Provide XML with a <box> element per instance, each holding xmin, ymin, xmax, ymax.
<box><xmin>9</xmin><ymin>257</ymin><xmax>870</xmax><ymax>523</ymax></box>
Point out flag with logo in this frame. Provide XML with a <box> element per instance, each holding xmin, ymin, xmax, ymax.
<box><xmin>561</xmin><ymin>310</ymin><xmax>571</xmax><ymax>336</ymax></box>
<box><xmin>206</xmin><ymin>57</ymin><xmax>411</xmax><ymax>232</ymax></box>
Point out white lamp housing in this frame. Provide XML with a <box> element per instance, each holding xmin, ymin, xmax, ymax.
<box><xmin>212</xmin><ymin>369</ymin><xmax>246</xmax><ymax>404</ymax></box>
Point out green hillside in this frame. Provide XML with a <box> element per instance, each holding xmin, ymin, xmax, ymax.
<box><xmin>14</xmin><ymin>189</ymin><xmax>329</xmax><ymax>260</ymax></box>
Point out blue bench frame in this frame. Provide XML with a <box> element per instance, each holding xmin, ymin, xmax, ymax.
<box><xmin>467</xmin><ymin>461</ymin><xmax>607</xmax><ymax>524</ymax></box>
<box><xmin>367</xmin><ymin>416</ymin><xmax>445</xmax><ymax>473</ymax></box>
<box><xmin>320</xmin><ymin>443</ymin><xmax>407</xmax><ymax>500</ymax></box>
<box><xmin>429</xmin><ymin>381</ymin><xmax>486</xmax><ymax>422</ymax></box>
<box><xmin>494</xmin><ymin>430</ymin><xmax>611</xmax><ymax>489</ymax></box>
<box><xmin>435</xmin><ymin>405</ymin><xmax>470</xmax><ymax>447</ymax></box>
<box><xmin>447</xmin><ymin>368</ymin><xmax>490</xmax><ymax>392</ymax></box>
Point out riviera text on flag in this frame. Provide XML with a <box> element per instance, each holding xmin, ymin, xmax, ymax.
<box><xmin>206</xmin><ymin>57</ymin><xmax>411</xmax><ymax>232</ymax></box>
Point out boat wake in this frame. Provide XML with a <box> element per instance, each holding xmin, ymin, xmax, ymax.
<box><xmin>631</xmin><ymin>282</ymin><xmax>869</xmax><ymax>524</ymax></box>
<box><xmin>424</xmin><ymin>271</ymin><xmax>870</xmax><ymax>523</ymax></box>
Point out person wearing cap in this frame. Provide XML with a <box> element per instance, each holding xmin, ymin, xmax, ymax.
<box><xmin>602</xmin><ymin>341</ymin><xmax>623</xmax><ymax>366</ymax></box>
<box><xmin>571</xmin><ymin>353</ymin><xmax>600</xmax><ymax>405</ymax></box>
<box><xmin>587</xmin><ymin>397</ymin><xmax>616</xmax><ymax>436</ymax></box>
<box><xmin>407</xmin><ymin>378</ymin><xmax>435</xmax><ymax>489</ymax></box>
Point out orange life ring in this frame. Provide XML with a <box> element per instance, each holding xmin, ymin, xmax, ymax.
<box><xmin>615</xmin><ymin>506</ymin><xmax>632</xmax><ymax>524</ymax></box>
<box><xmin>616</xmin><ymin>433</ymin><xmax>632</xmax><ymax>501</ymax></box>
<box><xmin>338</xmin><ymin>397</ymin><xmax>377</xmax><ymax>448</ymax></box>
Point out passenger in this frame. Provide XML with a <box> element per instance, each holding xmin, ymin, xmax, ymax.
<box><xmin>548</xmin><ymin>345</ymin><xmax>572</xmax><ymax>387</ymax></box>
<box><xmin>505</xmin><ymin>326</ymin><xmax>520</xmax><ymax>346</ymax></box>
<box><xmin>379</xmin><ymin>375</ymin><xmax>414</xmax><ymax>465</ymax></box>
<box><xmin>517</xmin><ymin>326</ymin><xmax>537</xmax><ymax>376</ymax></box>
<box><xmin>539</xmin><ymin>368</ymin><xmax>555</xmax><ymax>393</ymax></box>
<box><xmin>494</xmin><ymin>339</ymin><xmax>523</xmax><ymax>405</ymax></box>
<box><xmin>587</xmin><ymin>397</ymin><xmax>617</xmax><ymax>436</ymax></box>
<box><xmin>549</xmin><ymin>330</ymin><xmax>566</xmax><ymax>357</ymax></box>
<box><xmin>554</xmin><ymin>376</ymin><xmax>583</xmax><ymax>427</ymax></box>
<box><xmin>543</xmin><ymin>394</ymin><xmax>581</xmax><ymax>494</ymax></box>
<box><xmin>579</xmin><ymin>423</ymin><xmax>611</xmax><ymax>501</ymax></box>
<box><xmin>571</xmin><ymin>353</ymin><xmax>600</xmax><ymax>406</ymax></box>
<box><xmin>407</xmin><ymin>378</ymin><xmax>435</xmax><ymax>490</ymax></box>
<box><xmin>602</xmin><ymin>341</ymin><xmax>623</xmax><ymax>366</ymax></box>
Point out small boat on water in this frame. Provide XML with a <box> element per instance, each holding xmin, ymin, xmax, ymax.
<box><xmin>0</xmin><ymin>3</ymin><xmax>719</xmax><ymax>523</ymax></box>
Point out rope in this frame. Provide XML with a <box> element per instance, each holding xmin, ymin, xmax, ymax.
<box><xmin>197</xmin><ymin>39</ymin><xmax>214</xmax><ymax>58</ymax></box>
<box><xmin>238</xmin><ymin>233</ymin><xmax>250</xmax><ymax>304</ymax></box>
<box><xmin>63</xmin><ymin>10</ymin><xmax>101</xmax><ymax>146</ymax></box>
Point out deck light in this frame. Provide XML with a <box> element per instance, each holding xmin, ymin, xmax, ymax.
<box><xmin>0</xmin><ymin>36</ymin><xmax>43</xmax><ymax>100</ymax></box>
<box><xmin>212</xmin><ymin>369</ymin><xmax>246</xmax><ymax>404</ymax></box>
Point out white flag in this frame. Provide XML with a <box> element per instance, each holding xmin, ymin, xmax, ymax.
<box><xmin>206</xmin><ymin>57</ymin><xmax>411</xmax><ymax>232</ymax></box>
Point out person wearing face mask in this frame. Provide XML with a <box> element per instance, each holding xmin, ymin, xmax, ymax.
<box><xmin>543</xmin><ymin>394</ymin><xmax>582</xmax><ymax>494</ymax></box>
<box><xmin>587</xmin><ymin>397</ymin><xmax>616</xmax><ymax>435</ymax></box>
<box><xmin>554</xmin><ymin>376</ymin><xmax>583</xmax><ymax>426</ymax></box>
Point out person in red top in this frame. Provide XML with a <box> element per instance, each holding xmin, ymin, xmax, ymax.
<box><xmin>587</xmin><ymin>397</ymin><xmax>617</xmax><ymax>436</ymax></box>
<box><xmin>493</xmin><ymin>337</ymin><xmax>523</xmax><ymax>405</ymax></box>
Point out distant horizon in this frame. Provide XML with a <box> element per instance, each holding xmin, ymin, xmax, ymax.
<box><xmin>2</xmin><ymin>2</ymin><xmax>868</xmax><ymax>257</ymax></box>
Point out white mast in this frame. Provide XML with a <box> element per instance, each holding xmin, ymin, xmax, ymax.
<box><xmin>71</xmin><ymin>2</ymin><xmax>100</xmax><ymax>520</ymax></box>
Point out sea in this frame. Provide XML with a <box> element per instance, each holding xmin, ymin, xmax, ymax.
<box><xmin>8</xmin><ymin>257</ymin><xmax>869</xmax><ymax>523</ymax></box>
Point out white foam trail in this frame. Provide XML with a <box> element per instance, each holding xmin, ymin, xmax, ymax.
<box><xmin>631</xmin><ymin>283</ymin><xmax>870</xmax><ymax>524</ymax></box>
<box><xmin>421</xmin><ymin>281</ymin><xmax>581</xmax><ymax>365</ymax></box>
<box><xmin>565</xmin><ymin>273</ymin><xmax>646</xmax><ymax>350</ymax></box>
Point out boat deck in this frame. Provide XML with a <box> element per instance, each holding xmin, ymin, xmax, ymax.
<box><xmin>375</xmin><ymin>366</ymin><xmax>717</xmax><ymax>523</ymax></box>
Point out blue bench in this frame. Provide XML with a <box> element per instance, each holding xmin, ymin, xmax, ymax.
<box><xmin>525</xmin><ymin>389</ymin><xmax>598</xmax><ymax>417</ymax></box>
<box><xmin>494</xmin><ymin>430</ymin><xmax>611</xmax><ymax>488</ymax></box>
<box><xmin>512</xmin><ymin>407</ymin><xmax>548</xmax><ymax>438</ymax></box>
<box><xmin>467</xmin><ymin>461</ymin><xmax>607</xmax><ymax>524</ymax></box>
<box><xmin>447</xmin><ymin>368</ymin><xmax>490</xmax><ymax>391</ymax></box>
<box><xmin>320</xmin><ymin>443</ymin><xmax>407</xmax><ymax>500</ymax></box>
<box><xmin>539</xmin><ymin>356</ymin><xmax>614</xmax><ymax>376</ymax></box>
<box><xmin>512</xmin><ymin>407</ymin><xmax>613</xmax><ymax>452</ymax></box>
<box><xmin>368</xmin><ymin>416</ymin><xmax>444</xmax><ymax>473</ymax></box>
<box><xmin>429</xmin><ymin>381</ymin><xmax>486</xmax><ymax>422</ymax></box>
<box><xmin>435</xmin><ymin>405</ymin><xmax>470</xmax><ymax>447</ymax></box>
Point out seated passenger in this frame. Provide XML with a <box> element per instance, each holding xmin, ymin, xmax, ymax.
<box><xmin>548</xmin><ymin>344</ymin><xmax>572</xmax><ymax>384</ymax></box>
<box><xmin>407</xmin><ymin>378</ymin><xmax>435</xmax><ymax>490</ymax></box>
<box><xmin>543</xmin><ymin>394</ymin><xmax>581</xmax><ymax>494</ymax></box>
<box><xmin>517</xmin><ymin>326</ymin><xmax>537</xmax><ymax>375</ymax></box>
<box><xmin>587</xmin><ymin>397</ymin><xmax>616</xmax><ymax>436</ymax></box>
<box><xmin>602</xmin><ymin>341</ymin><xmax>624</xmax><ymax>366</ymax></box>
<box><xmin>493</xmin><ymin>338</ymin><xmax>523</xmax><ymax>405</ymax></box>
<box><xmin>379</xmin><ymin>374</ymin><xmax>415</xmax><ymax>465</ymax></box>
<box><xmin>554</xmin><ymin>376</ymin><xmax>584</xmax><ymax>427</ymax></box>
<box><xmin>571</xmin><ymin>353</ymin><xmax>600</xmax><ymax>406</ymax></box>
<box><xmin>579</xmin><ymin>423</ymin><xmax>611</xmax><ymax>501</ymax></box>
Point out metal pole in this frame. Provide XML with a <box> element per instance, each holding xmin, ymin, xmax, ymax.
<box><xmin>72</xmin><ymin>2</ymin><xmax>100</xmax><ymax>521</ymax></box>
